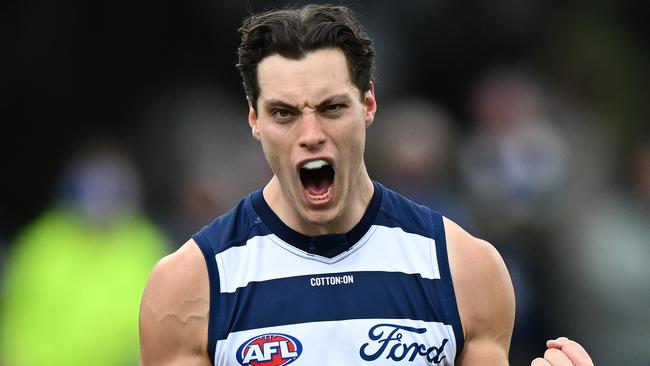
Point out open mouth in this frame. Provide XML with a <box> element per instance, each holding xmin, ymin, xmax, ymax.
<box><xmin>299</xmin><ymin>159</ymin><xmax>335</xmax><ymax>201</ymax></box>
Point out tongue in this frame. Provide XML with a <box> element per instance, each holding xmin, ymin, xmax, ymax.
<box><xmin>305</xmin><ymin>179</ymin><xmax>329</xmax><ymax>196</ymax></box>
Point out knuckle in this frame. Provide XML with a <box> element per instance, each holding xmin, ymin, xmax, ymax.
<box><xmin>566</xmin><ymin>340</ymin><xmax>579</xmax><ymax>348</ymax></box>
<box><xmin>530</xmin><ymin>357</ymin><xmax>546</xmax><ymax>366</ymax></box>
<box><xmin>544</xmin><ymin>348</ymin><xmax>562</xmax><ymax>359</ymax></box>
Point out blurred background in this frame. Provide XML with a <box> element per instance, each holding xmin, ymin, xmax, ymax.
<box><xmin>1</xmin><ymin>0</ymin><xmax>648</xmax><ymax>364</ymax></box>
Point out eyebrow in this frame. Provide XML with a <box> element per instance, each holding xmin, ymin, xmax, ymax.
<box><xmin>263</xmin><ymin>100</ymin><xmax>298</xmax><ymax>111</ymax></box>
<box><xmin>262</xmin><ymin>93</ymin><xmax>353</xmax><ymax>111</ymax></box>
<box><xmin>317</xmin><ymin>94</ymin><xmax>353</xmax><ymax>108</ymax></box>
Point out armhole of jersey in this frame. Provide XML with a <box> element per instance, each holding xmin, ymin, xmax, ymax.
<box><xmin>431</xmin><ymin>211</ymin><xmax>465</xmax><ymax>357</ymax></box>
<box><xmin>192</xmin><ymin>231</ymin><xmax>219</xmax><ymax>365</ymax></box>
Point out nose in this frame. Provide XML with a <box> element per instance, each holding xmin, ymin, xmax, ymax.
<box><xmin>298</xmin><ymin>111</ymin><xmax>326</xmax><ymax>150</ymax></box>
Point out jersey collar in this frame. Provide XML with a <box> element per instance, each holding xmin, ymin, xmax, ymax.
<box><xmin>251</xmin><ymin>181</ymin><xmax>382</xmax><ymax>258</ymax></box>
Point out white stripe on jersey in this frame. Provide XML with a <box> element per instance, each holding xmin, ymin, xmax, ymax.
<box><xmin>215</xmin><ymin>318</ymin><xmax>458</xmax><ymax>366</ymax></box>
<box><xmin>215</xmin><ymin>225</ymin><xmax>440</xmax><ymax>294</ymax></box>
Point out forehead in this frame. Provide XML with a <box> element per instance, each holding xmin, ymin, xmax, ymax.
<box><xmin>256</xmin><ymin>48</ymin><xmax>358</xmax><ymax>105</ymax></box>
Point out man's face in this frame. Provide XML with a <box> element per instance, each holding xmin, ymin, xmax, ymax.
<box><xmin>249</xmin><ymin>47</ymin><xmax>376</xmax><ymax>232</ymax></box>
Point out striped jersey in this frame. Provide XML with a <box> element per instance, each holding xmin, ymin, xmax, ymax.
<box><xmin>193</xmin><ymin>181</ymin><xmax>464</xmax><ymax>365</ymax></box>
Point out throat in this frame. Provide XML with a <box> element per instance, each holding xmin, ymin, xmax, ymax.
<box><xmin>300</xmin><ymin>165</ymin><xmax>334</xmax><ymax>195</ymax></box>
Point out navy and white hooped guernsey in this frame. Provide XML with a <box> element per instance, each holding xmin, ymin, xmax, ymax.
<box><xmin>193</xmin><ymin>181</ymin><xmax>465</xmax><ymax>365</ymax></box>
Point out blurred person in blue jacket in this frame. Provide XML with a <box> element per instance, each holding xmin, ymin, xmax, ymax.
<box><xmin>0</xmin><ymin>141</ymin><xmax>169</xmax><ymax>366</ymax></box>
<box><xmin>460</xmin><ymin>68</ymin><xmax>572</xmax><ymax>363</ymax></box>
<box><xmin>461</xmin><ymin>68</ymin><xmax>569</xmax><ymax>229</ymax></box>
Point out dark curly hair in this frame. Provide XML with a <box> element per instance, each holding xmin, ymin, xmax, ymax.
<box><xmin>237</xmin><ymin>4</ymin><xmax>375</xmax><ymax>109</ymax></box>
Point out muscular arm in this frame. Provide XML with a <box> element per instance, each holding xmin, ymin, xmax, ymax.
<box><xmin>444</xmin><ymin>218</ymin><xmax>516</xmax><ymax>365</ymax></box>
<box><xmin>139</xmin><ymin>240</ymin><xmax>212</xmax><ymax>366</ymax></box>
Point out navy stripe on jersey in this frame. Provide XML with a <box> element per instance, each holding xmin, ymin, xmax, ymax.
<box><xmin>215</xmin><ymin>271</ymin><xmax>451</xmax><ymax>341</ymax></box>
<box><xmin>202</xmin><ymin>199</ymin><xmax>271</xmax><ymax>254</ymax></box>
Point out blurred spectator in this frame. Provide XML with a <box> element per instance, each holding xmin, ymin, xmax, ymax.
<box><xmin>0</xmin><ymin>141</ymin><xmax>169</xmax><ymax>366</ymax></box>
<box><xmin>135</xmin><ymin>85</ymin><xmax>270</xmax><ymax>244</ymax></box>
<box><xmin>561</xmin><ymin>140</ymin><xmax>650</xmax><ymax>365</ymax></box>
<box><xmin>459</xmin><ymin>68</ymin><xmax>573</xmax><ymax>362</ymax></box>
<box><xmin>367</xmin><ymin>97</ymin><xmax>474</xmax><ymax>228</ymax></box>
<box><xmin>460</xmin><ymin>68</ymin><xmax>569</xmax><ymax>231</ymax></box>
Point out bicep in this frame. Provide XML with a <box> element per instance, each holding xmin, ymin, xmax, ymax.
<box><xmin>445</xmin><ymin>218</ymin><xmax>515</xmax><ymax>365</ymax></box>
<box><xmin>139</xmin><ymin>298</ymin><xmax>210</xmax><ymax>366</ymax></box>
<box><xmin>139</xmin><ymin>242</ymin><xmax>212</xmax><ymax>366</ymax></box>
<box><xmin>457</xmin><ymin>336</ymin><xmax>510</xmax><ymax>366</ymax></box>
<box><xmin>455</xmin><ymin>245</ymin><xmax>515</xmax><ymax>365</ymax></box>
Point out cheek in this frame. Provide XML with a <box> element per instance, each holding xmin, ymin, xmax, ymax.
<box><xmin>259</xmin><ymin>129</ymin><xmax>291</xmax><ymax>171</ymax></box>
<box><xmin>339</xmin><ymin>123</ymin><xmax>367</xmax><ymax>164</ymax></box>
<box><xmin>350</xmin><ymin>121</ymin><xmax>367</xmax><ymax>152</ymax></box>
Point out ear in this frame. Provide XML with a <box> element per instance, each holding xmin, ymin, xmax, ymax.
<box><xmin>248</xmin><ymin>100</ymin><xmax>261</xmax><ymax>141</ymax></box>
<box><xmin>363</xmin><ymin>81</ymin><xmax>377</xmax><ymax>127</ymax></box>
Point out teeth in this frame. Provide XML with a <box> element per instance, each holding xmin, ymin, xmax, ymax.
<box><xmin>308</xmin><ymin>187</ymin><xmax>332</xmax><ymax>200</ymax></box>
<box><xmin>302</xmin><ymin>159</ymin><xmax>329</xmax><ymax>170</ymax></box>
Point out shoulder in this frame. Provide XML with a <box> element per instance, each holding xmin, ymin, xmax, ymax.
<box><xmin>375</xmin><ymin>183</ymin><xmax>436</xmax><ymax>237</ymax></box>
<box><xmin>194</xmin><ymin>191</ymin><xmax>264</xmax><ymax>254</ymax></box>
<box><xmin>443</xmin><ymin>217</ymin><xmax>515</xmax><ymax>349</ymax></box>
<box><xmin>139</xmin><ymin>239</ymin><xmax>211</xmax><ymax>365</ymax></box>
<box><xmin>143</xmin><ymin>239</ymin><xmax>209</xmax><ymax>307</ymax></box>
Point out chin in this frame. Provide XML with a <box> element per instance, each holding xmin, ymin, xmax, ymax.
<box><xmin>300</xmin><ymin>206</ymin><xmax>341</xmax><ymax>229</ymax></box>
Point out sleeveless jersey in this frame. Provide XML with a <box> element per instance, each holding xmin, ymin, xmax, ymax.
<box><xmin>193</xmin><ymin>182</ymin><xmax>464</xmax><ymax>365</ymax></box>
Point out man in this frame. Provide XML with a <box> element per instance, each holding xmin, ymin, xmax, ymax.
<box><xmin>139</xmin><ymin>4</ymin><xmax>593</xmax><ymax>365</ymax></box>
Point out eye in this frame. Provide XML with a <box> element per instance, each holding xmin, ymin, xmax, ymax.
<box><xmin>322</xmin><ymin>104</ymin><xmax>345</xmax><ymax>114</ymax></box>
<box><xmin>271</xmin><ymin>109</ymin><xmax>295</xmax><ymax>122</ymax></box>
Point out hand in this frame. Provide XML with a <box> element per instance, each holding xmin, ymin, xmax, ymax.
<box><xmin>531</xmin><ymin>337</ymin><xmax>594</xmax><ymax>366</ymax></box>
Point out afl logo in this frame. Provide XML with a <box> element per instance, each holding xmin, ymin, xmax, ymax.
<box><xmin>236</xmin><ymin>333</ymin><xmax>303</xmax><ymax>366</ymax></box>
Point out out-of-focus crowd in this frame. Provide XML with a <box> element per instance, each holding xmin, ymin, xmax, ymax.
<box><xmin>1</xmin><ymin>1</ymin><xmax>647</xmax><ymax>365</ymax></box>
